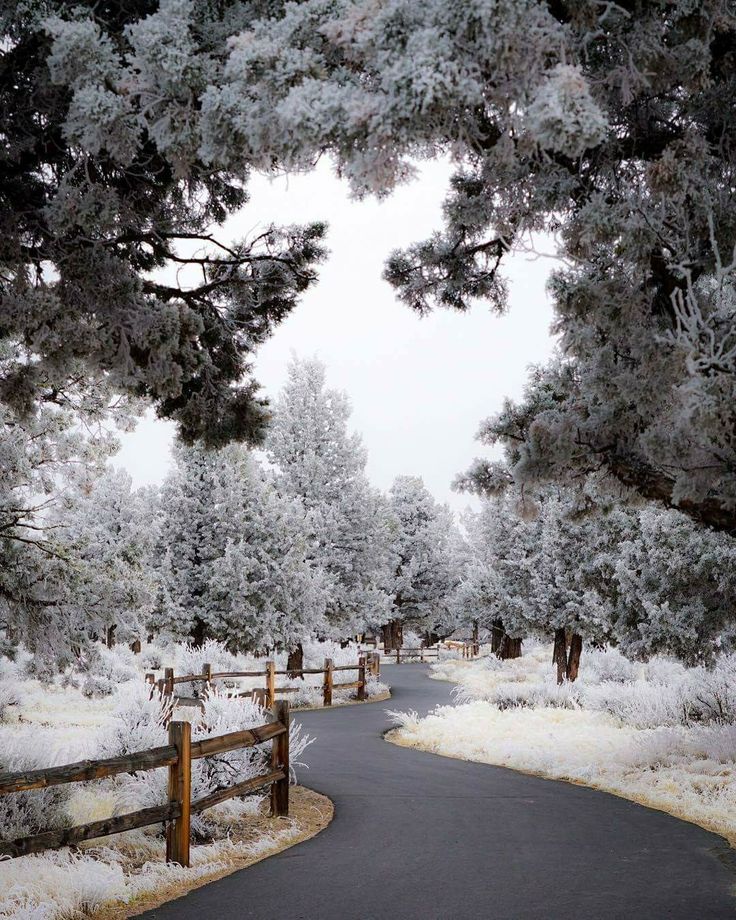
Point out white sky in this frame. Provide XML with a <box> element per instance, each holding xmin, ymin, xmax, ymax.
<box><xmin>115</xmin><ymin>159</ymin><xmax>557</xmax><ymax>512</ymax></box>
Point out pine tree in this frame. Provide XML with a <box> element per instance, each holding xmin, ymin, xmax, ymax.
<box><xmin>267</xmin><ymin>357</ymin><xmax>393</xmax><ymax>647</ymax></box>
<box><xmin>384</xmin><ymin>476</ymin><xmax>456</xmax><ymax>648</ymax></box>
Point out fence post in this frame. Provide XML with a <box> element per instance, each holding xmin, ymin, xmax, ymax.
<box><xmin>253</xmin><ymin>687</ymin><xmax>268</xmax><ymax>708</ymax></box>
<box><xmin>270</xmin><ymin>700</ymin><xmax>290</xmax><ymax>817</ymax></box>
<box><xmin>420</xmin><ymin>647</ymin><xmax>424</xmax><ymax>663</ymax></box>
<box><xmin>166</xmin><ymin>720</ymin><xmax>191</xmax><ymax>867</ymax></box>
<box><xmin>266</xmin><ymin>660</ymin><xmax>276</xmax><ymax>708</ymax></box>
<box><xmin>164</xmin><ymin>667</ymin><xmax>175</xmax><ymax>697</ymax></box>
<box><xmin>374</xmin><ymin>652</ymin><xmax>381</xmax><ymax>678</ymax></box>
<box><xmin>323</xmin><ymin>658</ymin><xmax>333</xmax><ymax>707</ymax></box>
<box><xmin>396</xmin><ymin>648</ymin><xmax>401</xmax><ymax>665</ymax></box>
<box><xmin>357</xmin><ymin>655</ymin><xmax>367</xmax><ymax>701</ymax></box>
<box><xmin>202</xmin><ymin>662</ymin><xmax>212</xmax><ymax>695</ymax></box>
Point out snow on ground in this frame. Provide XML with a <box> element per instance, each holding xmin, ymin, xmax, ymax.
<box><xmin>0</xmin><ymin>637</ymin><xmax>378</xmax><ymax>919</ymax></box>
<box><xmin>389</xmin><ymin>643</ymin><xmax>736</xmax><ymax>845</ymax></box>
<box><xmin>0</xmin><ymin>787</ymin><xmax>330</xmax><ymax>920</ymax></box>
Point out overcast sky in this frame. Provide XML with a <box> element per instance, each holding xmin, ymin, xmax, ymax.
<box><xmin>115</xmin><ymin>159</ymin><xmax>557</xmax><ymax>513</ymax></box>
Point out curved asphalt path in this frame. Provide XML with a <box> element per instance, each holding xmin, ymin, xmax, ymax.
<box><xmin>142</xmin><ymin>665</ymin><xmax>735</xmax><ymax>920</ymax></box>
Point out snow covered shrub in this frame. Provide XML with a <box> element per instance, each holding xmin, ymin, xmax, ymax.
<box><xmin>176</xmin><ymin>639</ymin><xmax>242</xmax><ymax>679</ymax></box>
<box><xmin>0</xmin><ymin>729</ymin><xmax>73</xmax><ymax>838</ymax></box>
<box><xmin>0</xmin><ymin>681</ymin><xmax>19</xmax><ymax>722</ymax></box>
<box><xmin>387</xmin><ymin>709</ymin><xmax>421</xmax><ymax>730</ymax></box>
<box><xmin>683</xmin><ymin>657</ymin><xmax>736</xmax><ymax>725</ymax></box>
<box><xmin>78</xmin><ymin>645</ymin><xmax>139</xmax><ymax>698</ymax></box>
<box><xmin>402</xmin><ymin>630</ymin><xmax>423</xmax><ymax>650</ymax></box>
<box><xmin>584</xmin><ymin>647</ymin><xmax>639</xmax><ymax>684</ymax></box>
<box><xmin>581</xmin><ymin>680</ymin><xmax>688</xmax><ymax>730</ymax></box>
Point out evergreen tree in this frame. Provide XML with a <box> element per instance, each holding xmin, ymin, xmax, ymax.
<box><xmin>267</xmin><ymin>357</ymin><xmax>393</xmax><ymax>646</ymax></box>
<box><xmin>384</xmin><ymin>476</ymin><xmax>456</xmax><ymax>648</ymax></box>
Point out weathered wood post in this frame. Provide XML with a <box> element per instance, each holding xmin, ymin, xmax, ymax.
<box><xmin>166</xmin><ymin>720</ymin><xmax>191</xmax><ymax>867</ymax></box>
<box><xmin>164</xmin><ymin>667</ymin><xmax>175</xmax><ymax>698</ymax></box>
<box><xmin>266</xmin><ymin>660</ymin><xmax>276</xmax><ymax>707</ymax></box>
<box><xmin>270</xmin><ymin>701</ymin><xmax>290</xmax><ymax>817</ymax></box>
<box><xmin>357</xmin><ymin>655</ymin><xmax>367</xmax><ymax>701</ymax></box>
<box><xmin>374</xmin><ymin>652</ymin><xmax>381</xmax><ymax>678</ymax></box>
<box><xmin>323</xmin><ymin>658</ymin><xmax>333</xmax><ymax>707</ymax></box>
<box><xmin>253</xmin><ymin>687</ymin><xmax>268</xmax><ymax>708</ymax></box>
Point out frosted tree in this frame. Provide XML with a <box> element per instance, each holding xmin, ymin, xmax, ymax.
<box><xmin>0</xmin><ymin>359</ymin><xmax>127</xmax><ymax>665</ymax></box>
<box><xmin>9</xmin><ymin>1</ymin><xmax>736</xmax><ymax>528</ymax></box>
<box><xmin>612</xmin><ymin>508</ymin><xmax>736</xmax><ymax>666</ymax></box>
<box><xmin>384</xmin><ymin>476</ymin><xmax>457</xmax><ymax>649</ymax></box>
<box><xmin>47</xmin><ymin>469</ymin><xmax>157</xmax><ymax>653</ymax></box>
<box><xmin>1</xmin><ymin>1</ymin><xmax>327</xmax><ymax>448</ymax></box>
<box><xmin>455</xmin><ymin>493</ymin><xmax>539</xmax><ymax>660</ymax></box>
<box><xmin>193</xmin><ymin>0</ymin><xmax>736</xmax><ymax>531</ymax></box>
<box><xmin>153</xmin><ymin>441</ymin><xmax>327</xmax><ymax>652</ymax></box>
<box><xmin>266</xmin><ymin>357</ymin><xmax>393</xmax><ymax>663</ymax></box>
<box><xmin>208</xmin><ymin>450</ymin><xmax>328</xmax><ymax>654</ymax></box>
<box><xmin>153</xmin><ymin>444</ymin><xmax>224</xmax><ymax>646</ymax></box>
<box><xmin>525</xmin><ymin>492</ymin><xmax>619</xmax><ymax>682</ymax></box>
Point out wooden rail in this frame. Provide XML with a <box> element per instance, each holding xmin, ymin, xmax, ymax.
<box><xmin>148</xmin><ymin>653</ymin><xmax>380</xmax><ymax>711</ymax></box>
<box><xmin>0</xmin><ymin>703</ymin><xmax>290</xmax><ymax>867</ymax></box>
<box><xmin>379</xmin><ymin>641</ymin><xmax>479</xmax><ymax>663</ymax></box>
<box><xmin>442</xmin><ymin>640</ymin><xmax>480</xmax><ymax>659</ymax></box>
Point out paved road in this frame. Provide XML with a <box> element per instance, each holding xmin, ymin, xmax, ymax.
<box><xmin>142</xmin><ymin>665</ymin><xmax>736</xmax><ymax>920</ymax></box>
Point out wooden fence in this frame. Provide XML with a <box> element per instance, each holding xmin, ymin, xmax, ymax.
<box><xmin>147</xmin><ymin>653</ymin><xmax>380</xmax><ymax>711</ymax></box>
<box><xmin>382</xmin><ymin>646</ymin><xmax>440</xmax><ymax>664</ymax></box>
<box><xmin>442</xmin><ymin>640</ymin><xmax>480</xmax><ymax>659</ymax></box>
<box><xmin>0</xmin><ymin>703</ymin><xmax>291</xmax><ymax>868</ymax></box>
<box><xmin>379</xmin><ymin>641</ymin><xmax>479</xmax><ymax>663</ymax></box>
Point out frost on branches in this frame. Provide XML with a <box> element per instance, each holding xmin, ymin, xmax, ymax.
<box><xmin>1</xmin><ymin>1</ymin><xmax>327</xmax><ymax>448</ymax></box>
<box><xmin>266</xmin><ymin>358</ymin><xmax>393</xmax><ymax>639</ymax></box>
<box><xmin>6</xmin><ymin>1</ymin><xmax>736</xmax><ymax>525</ymax></box>
<box><xmin>195</xmin><ymin>0</ymin><xmax>736</xmax><ymax>530</ymax></box>
<box><xmin>383</xmin><ymin>476</ymin><xmax>458</xmax><ymax>648</ymax></box>
<box><xmin>454</xmin><ymin>484</ymin><xmax>736</xmax><ymax>679</ymax></box>
<box><xmin>152</xmin><ymin>442</ymin><xmax>328</xmax><ymax>652</ymax></box>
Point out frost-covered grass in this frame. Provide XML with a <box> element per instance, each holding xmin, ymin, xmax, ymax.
<box><xmin>0</xmin><ymin>642</ymin><xmax>325</xmax><ymax>919</ymax></box>
<box><xmin>0</xmin><ymin>788</ymin><xmax>328</xmax><ymax>920</ymax></box>
<box><xmin>390</xmin><ymin>643</ymin><xmax>736</xmax><ymax>845</ymax></box>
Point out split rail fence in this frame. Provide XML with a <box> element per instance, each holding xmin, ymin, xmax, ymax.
<box><xmin>0</xmin><ymin>702</ymin><xmax>291</xmax><ymax>868</ymax></box>
<box><xmin>147</xmin><ymin>653</ymin><xmax>380</xmax><ymax>711</ymax></box>
<box><xmin>376</xmin><ymin>641</ymin><xmax>478</xmax><ymax>664</ymax></box>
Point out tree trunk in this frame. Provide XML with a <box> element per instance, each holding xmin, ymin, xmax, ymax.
<box><xmin>381</xmin><ymin>622</ymin><xmax>393</xmax><ymax>651</ymax></box>
<box><xmin>383</xmin><ymin>619</ymin><xmax>403</xmax><ymax>651</ymax></box>
<box><xmin>105</xmin><ymin>624</ymin><xmax>116</xmax><ymax>649</ymax></box>
<box><xmin>498</xmin><ymin>635</ymin><xmax>522</xmax><ymax>660</ymax></box>
<box><xmin>553</xmin><ymin>628</ymin><xmax>568</xmax><ymax>685</ymax></box>
<box><xmin>567</xmin><ymin>633</ymin><xmax>583</xmax><ymax>682</ymax></box>
<box><xmin>424</xmin><ymin>630</ymin><xmax>439</xmax><ymax>647</ymax></box>
<box><xmin>472</xmin><ymin>619</ymin><xmax>479</xmax><ymax>645</ymax></box>
<box><xmin>191</xmin><ymin>618</ymin><xmax>207</xmax><ymax>648</ymax></box>
<box><xmin>287</xmin><ymin>642</ymin><xmax>304</xmax><ymax>679</ymax></box>
<box><xmin>491</xmin><ymin>619</ymin><xmax>504</xmax><ymax>654</ymax></box>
